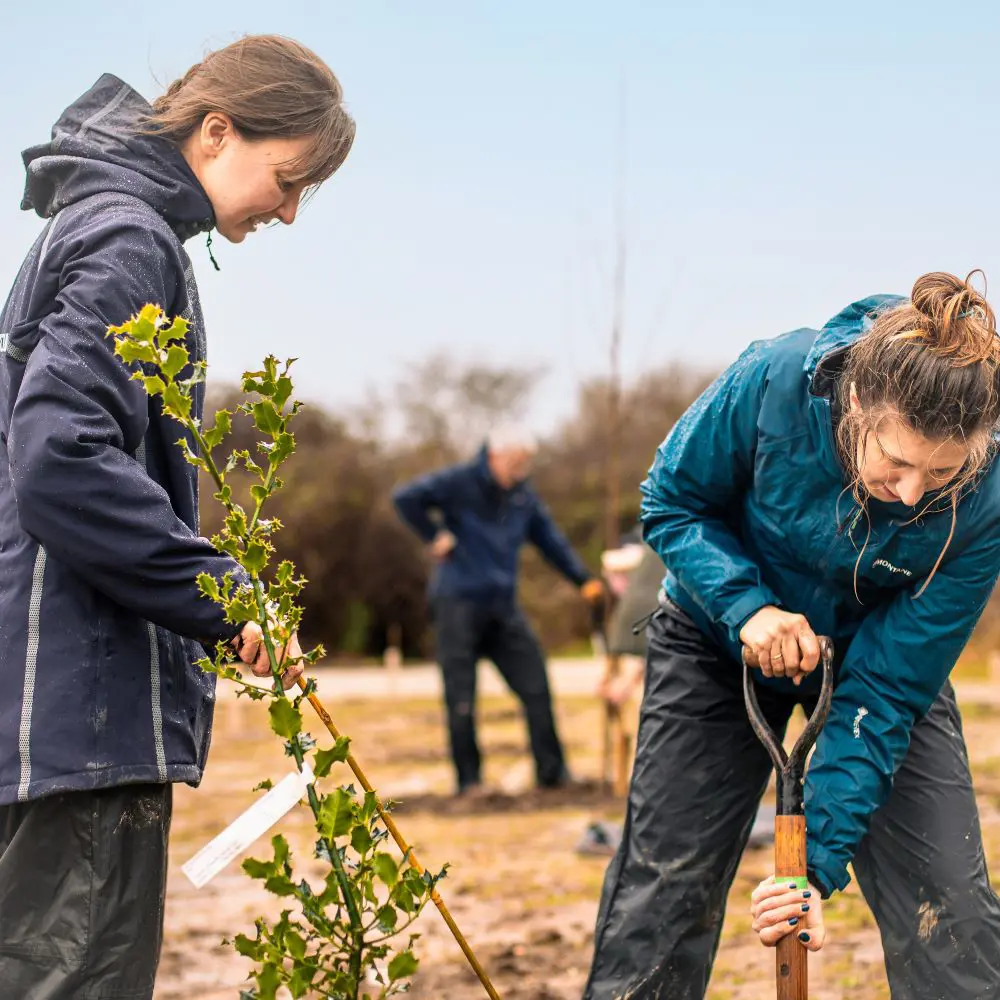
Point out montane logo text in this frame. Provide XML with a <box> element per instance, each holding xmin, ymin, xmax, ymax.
<box><xmin>873</xmin><ymin>558</ymin><xmax>912</xmax><ymax>578</ymax></box>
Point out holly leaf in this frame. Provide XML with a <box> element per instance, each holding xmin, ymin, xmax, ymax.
<box><xmin>202</xmin><ymin>409</ymin><xmax>232</xmax><ymax>450</ymax></box>
<box><xmin>162</xmin><ymin>381</ymin><xmax>192</xmax><ymax>419</ymax></box>
<box><xmin>252</xmin><ymin>401</ymin><xmax>282</xmax><ymax>435</ymax></box>
<box><xmin>271</xmin><ymin>431</ymin><xmax>295</xmax><ymax>466</ymax></box>
<box><xmin>255</xmin><ymin>962</ymin><xmax>282</xmax><ymax>1000</ymax></box>
<box><xmin>156</xmin><ymin>312</ymin><xmax>189</xmax><ymax>347</ymax></box>
<box><xmin>273</xmin><ymin>375</ymin><xmax>294</xmax><ymax>409</ymax></box>
<box><xmin>287</xmin><ymin>964</ymin><xmax>316</xmax><ymax>998</ymax></box>
<box><xmin>318</xmin><ymin>789</ymin><xmax>355</xmax><ymax>839</ymax></box>
<box><xmin>312</xmin><ymin>738</ymin><xmax>351</xmax><ymax>778</ymax></box>
<box><xmin>388</xmin><ymin>951</ymin><xmax>419</xmax><ymax>982</ymax></box>
<box><xmin>272</xmin><ymin>834</ymin><xmax>290</xmax><ymax>869</ymax></box>
<box><xmin>233</xmin><ymin>933</ymin><xmax>263</xmax><ymax>960</ymax></box>
<box><xmin>394</xmin><ymin>885</ymin><xmax>415</xmax><ymax>913</ymax></box>
<box><xmin>268</xmin><ymin>699</ymin><xmax>302</xmax><ymax>740</ymax></box>
<box><xmin>351</xmin><ymin>825</ymin><xmax>373</xmax><ymax>854</ymax></box>
<box><xmin>373</xmin><ymin>853</ymin><xmax>398</xmax><ymax>887</ymax></box>
<box><xmin>285</xmin><ymin>929</ymin><xmax>307</xmax><ymax>961</ymax></box>
<box><xmin>196</xmin><ymin>573</ymin><xmax>221</xmax><ymax>603</ymax></box>
<box><xmin>115</xmin><ymin>340</ymin><xmax>157</xmax><ymax>365</ymax></box>
<box><xmin>264</xmin><ymin>874</ymin><xmax>298</xmax><ymax>897</ymax></box>
<box><xmin>376</xmin><ymin>904</ymin><xmax>398</xmax><ymax>933</ymax></box>
<box><xmin>243</xmin><ymin>857</ymin><xmax>275</xmax><ymax>880</ymax></box>
<box><xmin>161</xmin><ymin>343</ymin><xmax>189</xmax><ymax>379</ymax></box>
<box><xmin>243</xmin><ymin>540</ymin><xmax>269</xmax><ymax>574</ymax></box>
<box><xmin>141</xmin><ymin>374</ymin><xmax>166</xmax><ymax>396</ymax></box>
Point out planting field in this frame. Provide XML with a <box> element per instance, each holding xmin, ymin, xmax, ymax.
<box><xmin>155</xmin><ymin>658</ymin><xmax>1000</xmax><ymax>1000</ymax></box>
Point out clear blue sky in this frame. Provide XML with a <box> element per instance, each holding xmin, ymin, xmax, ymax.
<box><xmin>2</xmin><ymin>1</ymin><xmax>999</xmax><ymax>431</ymax></box>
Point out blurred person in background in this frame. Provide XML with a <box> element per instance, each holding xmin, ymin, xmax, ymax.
<box><xmin>596</xmin><ymin>533</ymin><xmax>664</xmax><ymax>707</ymax></box>
<box><xmin>393</xmin><ymin>426</ymin><xmax>604</xmax><ymax>798</ymax></box>
<box><xmin>579</xmin><ymin>534</ymin><xmax>774</xmax><ymax>857</ymax></box>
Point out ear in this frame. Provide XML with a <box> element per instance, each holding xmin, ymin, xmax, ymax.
<box><xmin>198</xmin><ymin>112</ymin><xmax>235</xmax><ymax>159</ymax></box>
<box><xmin>848</xmin><ymin>381</ymin><xmax>861</xmax><ymax>414</ymax></box>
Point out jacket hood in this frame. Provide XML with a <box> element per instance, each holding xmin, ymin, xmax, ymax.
<box><xmin>21</xmin><ymin>74</ymin><xmax>214</xmax><ymax>241</ymax></box>
<box><xmin>805</xmin><ymin>294</ymin><xmax>906</xmax><ymax>386</ymax></box>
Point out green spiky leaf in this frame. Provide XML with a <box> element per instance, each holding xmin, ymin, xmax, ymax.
<box><xmin>388</xmin><ymin>950</ymin><xmax>419</xmax><ymax>982</ymax></box>
<box><xmin>268</xmin><ymin>698</ymin><xmax>302</xmax><ymax>740</ymax></box>
<box><xmin>161</xmin><ymin>343</ymin><xmax>189</xmax><ymax>379</ymax></box>
<box><xmin>313</xmin><ymin>738</ymin><xmax>351</xmax><ymax>778</ymax></box>
<box><xmin>373</xmin><ymin>853</ymin><xmax>399</xmax><ymax>887</ymax></box>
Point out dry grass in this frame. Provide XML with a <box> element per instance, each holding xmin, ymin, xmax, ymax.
<box><xmin>156</xmin><ymin>675</ymin><xmax>1000</xmax><ymax>999</ymax></box>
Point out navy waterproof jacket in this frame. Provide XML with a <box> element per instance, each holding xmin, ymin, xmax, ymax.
<box><xmin>0</xmin><ymin>75</ymin><xmax>243</xmax><ymax>805</ymax></box>
<box><xmin>641</xmin><ymin>296</ymin><xmax>1000</xmax><ymax>897</ymax></box>
<box><xmin>393</xmin><ymin>446</ymin><xmax>591</xmax><ymax>602</ymax></box>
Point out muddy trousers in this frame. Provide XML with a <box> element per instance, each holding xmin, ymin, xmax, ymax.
<box><xmin>583</xmin><ymin>602</ymin><xmax>1000</xmax><ymax>1000</ymax></box>
<box><xmin>0</xmin><ymin>783</ymin><xmax>172</xmax><ymax>1000</ymax></box>
<box><xmin>433</xmin><ymin>597</ymin><xmax>566</xmax><ymax>792</ymax></box>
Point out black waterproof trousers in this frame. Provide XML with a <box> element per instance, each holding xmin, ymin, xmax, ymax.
<box><xmin>583</xmin><ymin>600</ymin><xmax>1000</xmax><ymax>999</ymax></box>
<box><xmin>0</xmin><ymin>783</ymin><xmax>172</xmax><ymax>999</ymax></box>
<box><xmin>433</xmin><ymin>596</ymin><xmax>566</xmax><ymax>792</ymax></box>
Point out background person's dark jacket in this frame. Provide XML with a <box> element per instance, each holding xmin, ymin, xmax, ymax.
<box><xmin>393</xmin><ymin>445</ymin><xmax>590</xmax><ymax>603</ymax></box>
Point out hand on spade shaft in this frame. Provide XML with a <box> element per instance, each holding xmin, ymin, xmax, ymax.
<box><xmin>751</xmin><ymin>875</ymin><xmax>826</xmax><ymax>952</ymax></box>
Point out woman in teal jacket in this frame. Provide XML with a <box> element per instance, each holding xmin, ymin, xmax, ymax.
<box><xmin>583</xmin><ymin>272</ymin><xmax>1000</xmax><ymax>999</ymax></box>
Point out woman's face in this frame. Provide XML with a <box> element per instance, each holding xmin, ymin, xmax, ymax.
<box><xmin>852</xmin><ymin>391</ymin><xmax>970</xmax><ymax>506</ymax></box>
<box><xmin>183</xmin><ymin>113</ymin><xmax>313</xmax><ymax>242</ymax></box>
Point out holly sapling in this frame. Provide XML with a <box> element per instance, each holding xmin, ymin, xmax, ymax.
<box><xmin>107</xmin><ymin>304</ymin><xmax>444</xmax><ymax>1000</ymax></box>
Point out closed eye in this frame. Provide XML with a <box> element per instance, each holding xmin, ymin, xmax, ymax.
<box><xmin>929</xmin><ymin>466</ymin><xmax>961</xmax><ymax>480</ymax></box>
<box><xmin>880</xmin><ymin>446</ymin><xmax>960</xmax><ymax>482</ymax></box>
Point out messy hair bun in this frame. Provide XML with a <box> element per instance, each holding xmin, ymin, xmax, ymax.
<box><xmin>909</xmin><ymin>271</ymin><xmax>998</xmax><ymax>367</ymax></box>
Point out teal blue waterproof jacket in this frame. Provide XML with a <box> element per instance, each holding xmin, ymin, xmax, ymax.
<box><xmin>641</xmin><ymin>295</ymin><xmax>1000</xmax><ymax>897</ymax></box>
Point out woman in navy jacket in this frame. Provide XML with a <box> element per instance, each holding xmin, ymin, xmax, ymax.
<box><xmin>0</xmin><ymin>36</ymin><xmax>353</xmax><ymax>997</ymax></box>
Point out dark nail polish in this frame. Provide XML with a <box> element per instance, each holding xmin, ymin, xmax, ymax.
<box><xmin>788</xmin><ymin>917</ymin><xmax>798</xmax><ymax>926</ymax></box>
<box><xmin>787</xmin><ymin>883</ymin><xmax>798</xmax><ymax>889</ymax></box>
<box><xmin>802</xmin><ymin>904</ymin><xmax>810</xmax><ymax>912</ymax></box>
<box><xmin>803</xmin><ymin>891</ymin><xmax>812</xmax><ymax>899</ymax></box>
<box><xmin>799</xmin><ymin>932</ymin><xmax>810</xmax><ymax>942</ymax></box>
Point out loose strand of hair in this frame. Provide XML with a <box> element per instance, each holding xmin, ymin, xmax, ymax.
<box><xmin>912</xmin><ymin>494</ymin><xmax>957</xmax><ymax>599</ymax></box>
<box><xmin>851</xmin><ymin>506</ymin><xmax>872</xmax><ymax>605</ymax></box>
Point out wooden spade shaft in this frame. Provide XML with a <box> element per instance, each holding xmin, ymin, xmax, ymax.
<box><xmin>774</xmin><ymin>815</ymin><xmax>808</xmax><ymax>1000</ymax></box>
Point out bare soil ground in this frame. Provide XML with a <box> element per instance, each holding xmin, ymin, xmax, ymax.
<box><xmin>154</xmin><ymin>662</ymin><xmax>1000</xmax><ymax>1000</ymax></box>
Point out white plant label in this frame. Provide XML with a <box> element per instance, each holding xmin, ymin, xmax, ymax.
<box><xmin>182</xmin><ymin>763</ymin><xmax>314</xmax><ymax>889</ymax></box>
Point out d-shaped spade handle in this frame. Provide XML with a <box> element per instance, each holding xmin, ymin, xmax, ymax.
<box><xmin>742</xmin><ymin>638</ymin><xmax>833</xmax><ymax>815</ymax></box>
